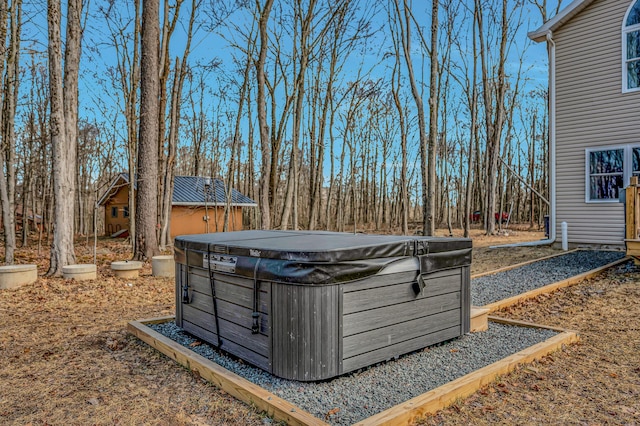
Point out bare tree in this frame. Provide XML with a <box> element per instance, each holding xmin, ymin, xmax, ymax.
<box><xmin>476</xmin><ymin>0</ymin><xmax>508</xmax><ymax>235</ymax></box>
<box><xmin>159</xmin><ymin>0</ymin><xmax>199</xmax><ymax>249</ymax></box>
<box><xmin>255</xmin><ymin>0</ymin><xmax>274</xmax><ymax>229</ymax></box>
<box><xmin>391</xmin><ymin>0</ymin><xmax>433</xmax><ymax>235</ymax></box>
<box><xmin>134</xmin><ymin>0</ymin><xmax>160</xmax><ymax>260</ymax></box>
<box><xmin>47</xmin><ymin>0</ymin><xmax>82</xmax><ymax>276</ymax></box>
<box><xmin>0</xmin><ymin>0</ymin><xmax>21</xmax><ymax>263</ymax></box>
<box><xmin>102</xmin><ymin>0</ymin><xmax>141</xmax><ymax>244</ymax></box>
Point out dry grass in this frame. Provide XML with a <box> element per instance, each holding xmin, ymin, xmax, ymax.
<box><xmin>1</xmin><ymin>229</ymin><xmax>635</xmax><ymax>425</ymax></box>
<box><xmin>0</xmin><ymin>238</ymin><xmax>265</xmax><ymax>426</ymax></box>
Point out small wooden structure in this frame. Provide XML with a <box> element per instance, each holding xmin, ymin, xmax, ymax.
<box><xmin>625</xmin><ymin>176</ymin><xmax>640</xmax><ymax>258</ymax></box>
<box><xmin>97</xmin><ymin>173</ymin><xmax>257</xmax><ymax>238</ymax></box>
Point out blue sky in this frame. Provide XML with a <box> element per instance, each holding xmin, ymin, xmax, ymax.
<box><xmin>15</xmin><ymin>0</ymin><xmax>563</xmax><ymax>182</ymax></box>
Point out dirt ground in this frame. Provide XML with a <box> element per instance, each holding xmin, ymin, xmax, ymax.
<box><xmin>0</xmin><ymin>229</ymin><xmax>637</xmax><ymax>425</ymax></box>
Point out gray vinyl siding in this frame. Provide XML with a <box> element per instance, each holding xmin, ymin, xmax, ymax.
<box><xmin>554</xmin><ymin>0</ymin><xmax>640</xmax><ymax>245</ymax></box>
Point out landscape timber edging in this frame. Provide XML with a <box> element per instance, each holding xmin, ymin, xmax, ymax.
<box><xmin>353</xmin><ymin>320</ymin><xmax>577</xmax><ymax>425</ymax></box>
<box><xmin>470</xmin><ymin>248</ymin><xmax>579</xmax><ymax>279</ymax></box>
<box><xmin>480</xmin><ymin>256</ymin><xmax>630</xmax><ymax>313</ymax></box>
<box><xmin>128</xmin><ymin>317</ymin><xmax>578</xmax><ymax>426</ymax></box>
<box><xmin>127</xmin><ymin>317</ymin><xmax>329</xmax><ymax>426</ymax></box>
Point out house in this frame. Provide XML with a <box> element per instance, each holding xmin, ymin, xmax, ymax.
<box><xmin>529</xmin><ymin>0</ymin><xmax>640</xmax><ymax>247</ymax></box>
<box><xmin>97</xmin><ymin>173</ymin><xmax>257</xmax><ymax>238</ymax></box>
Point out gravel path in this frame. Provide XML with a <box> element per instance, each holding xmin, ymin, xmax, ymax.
<box><xmin>471</xmin><ymin>250</ymin><xmax>625</xmax><ymax>306</ymax></box>
<box><xmin>151</xmin><ymin>322</ymin><xmax>557</xmax><ymax>425</ymax></box>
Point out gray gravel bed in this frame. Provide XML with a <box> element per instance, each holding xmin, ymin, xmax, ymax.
<box><xmin>150</xmin><ymin>322</ymin><xmax>557</xmax><ymax>425</ymax></box>
<box><xmin>471</xmin><ymin>250</ymin><xmax>625</xmax><ymax>306</ymax></box>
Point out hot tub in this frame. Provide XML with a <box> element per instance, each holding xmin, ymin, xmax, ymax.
<box><xmin>174</xmin><ymin>230</ymin><xmax>472</xmax><ymax>381</ymax></box>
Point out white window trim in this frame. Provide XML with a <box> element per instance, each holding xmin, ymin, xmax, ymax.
<box><xmin>622</xmin><ymin>2</ymin><xmax>640</xmax><ymax>93</ymax></box>
<box><xmin>585</xmin><ymin>144</ymin><xmax>640</xmax><ymax>203</ymax></box>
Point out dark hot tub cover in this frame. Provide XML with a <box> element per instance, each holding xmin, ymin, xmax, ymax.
<box><xmin>174</xmin><ymin>230</ymin><xmax>471</xmax><ymax>285</ymax></box>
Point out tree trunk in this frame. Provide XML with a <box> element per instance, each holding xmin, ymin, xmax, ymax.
<box><xmin>255</xmin><ymin>0</ymin><xmax>274</xmax><ymax>230</ymax></box>
<box><xmin>134</xmin><ymin>0</ymin><xmax>160</xmax><ymax>261</ymax></box>
<box><xmin>426</xmin><ymin>0</ymin><xmax>438</xmax><ymax>236</ymax></box>
<box><xmin>47</xmin><ymin>0</ymin><xmax>81</xmax><ymax>276</ymax></box>
<box><xmin>0</xmin><ymin>0</ymin><xmax>20</xmax><ymax>263</ymax></box>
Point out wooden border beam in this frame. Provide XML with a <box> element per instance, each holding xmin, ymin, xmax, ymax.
<box><xmin>129</xmin><ymin>317</ymin><xmax>578</xmax><ymax>426</ymax></box>
<box><xmin>471</xmin><ymin>248</ymin><xmax>578</xmax><ymax>279</ymax></box>
<box><xmin>353</xmin><ymin>322</ymin><xmax>578</xmax><ymax>425</ymax></box>
<box><xmin>481</xmin><ymin>256</ymin><xmax>628</xmax><ymax>313</ymax></box>
<box><xmin>127</xmin><ymin>319</ymin><xmax>329</xmax><ymax>426</ymax></box>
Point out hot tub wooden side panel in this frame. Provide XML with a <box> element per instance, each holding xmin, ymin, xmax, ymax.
<box><xmin>270</xmin><ymin>283</ymin><xmax>341</xmax><ymax>381</ymax></box>
<box><xmin>176</xmin><ymin>264</ymin><xmax>272</xmax><ymax>372</ymax></box>
<box><xmin>341</xmin><ymin>268</ymin><xmax>468</xmax><ymax>374</ymax></box>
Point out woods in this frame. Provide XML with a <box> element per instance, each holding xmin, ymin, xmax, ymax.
<box><xmin>0</xmin><ymin>0</ymin><xmax>556</xmax><ymax>266</ymax></box>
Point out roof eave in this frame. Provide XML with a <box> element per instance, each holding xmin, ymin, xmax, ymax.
<box><xmin>96</xmin><ymin>173</ymin><xmax>129</xmax><ymax>206</ymax></box>
<box><xmin>171</xmin><ymin>202</ymin><xmax>258</xmax><ymax>208</ymax></box>
<box><xmin>528</xmin><ymin>0</ymin><xmax>596</xmax><ymax>42</ymax></box>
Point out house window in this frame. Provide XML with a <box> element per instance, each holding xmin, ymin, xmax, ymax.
<box><xmin>111</xmin><ymin>206</ymin><xmax>118</xmax><ymax>218</ymax></box>
<box><xmin>586</xmin><ymin>145</ymin><xmax>640</xmax><ymax>202</ymax></box>
<box><xmin>123</xmin><ymin>206</ymin><xmax>129</xmax><ymax>218</ymax></box>
<box><xmin>623</xmin><ymin>0</ymin><xmax>640</xmax><ymax>91</ymax></box>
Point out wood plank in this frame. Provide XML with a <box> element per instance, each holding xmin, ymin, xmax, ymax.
<box><xmin>127</xmin><ymin>319</ymin><xmax>328</xmax><ymax>426</ymax></box>
<box><xmin>189</xmin><ymin>293</ymin><xmax>269</xmax><ymax>331</ymax></box>
<box><xmin>343</xmin><ymin>270</ymin><xmax>460</xmax><ymax>293</ymax></box>
<box><xmin>353</xmin><ymin>330</ymin><xmax>579</xmax><ymax>425</ymax></box>
<box><xmin>626</xmin><ymin>181</ymin><xmax>636</xmax><ymax>240</ymax></box>
<box><xmin>342</xmin><ymin>326</ymin><xmax>461</xmax><ymax>374</ymax></box>
<box><xmin>487</xmin><ymin>316</ymin><xmax>575</xmax><ymax>334</ymax></box>
<box><xmin>471</xmin><ymin>249</ymin><xmax>579</xmax><ymax>279</ymax></box>
<box><xmin>190</xmin><ymin>266</ymin><xmax>272</xmax><ymax>292</ymax></box>
<box><xmin>343</xmin><ymin>274</ymin><xmax>461</xmax><ymax>315</ymax></box>
<box><xmin>625</xmin><ymin>239</ymin><xmax>640</xmax><ymax>257</ymax></box>
<box><xmin>343</xmin><ymin>292</ymin><xmax>461</xmax><ymax>337</ymax></box>
<box><xmin>343</xmin><ymin>309</ymin><xmax>460</xmax><ymax>358</ymax></box>
<box><xmin>182</xmin><ymin>304</ymin><xmax>269</xmax><ymax>356</ymax></box>
<box><xmin>343</xmin><ymin>271</ymin><xmax>417</xmax><ymax>293</ymax></box>
<box><xmin>182</xmin><ymin>320</ymin><xmax>270</xmax><ymax>371</ymax></box>
<box><xmin>470</xmin><ymin>307</ymin><xmax>489</xmax><ymax>333</ymax></box>
<box><xmin>189</xmin><ymin>273</ymin><xmax>269</xmax><ymax>312</ymax></box>
<box><xmin>481</xmin><ymin>256</ymin><xmax>629</xmax><ymax>313</ymax></box>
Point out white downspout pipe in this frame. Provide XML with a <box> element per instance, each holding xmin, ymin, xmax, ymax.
<box><xmin>491</xmin><ymin>31</ymin><xmax>557</xmax><ymax>248</ymax></box>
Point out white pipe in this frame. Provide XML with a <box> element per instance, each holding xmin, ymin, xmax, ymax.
<box><xmin>490</xmin><ymin>31</ymin><xmax>557</xmax><ymax>249</ymax></box>
<box><xmin>561</xmin><ymin>221</ymin><xmax>568</xmax><ymax>250</ymax></box>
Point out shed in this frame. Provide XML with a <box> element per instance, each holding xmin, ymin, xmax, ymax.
<box><xmin>174</xmin><ymin>230</ymin><xmax>472</xmax><ymax>381</ymax></box>
<box><xmin>97</xmin><ymin>173</ymin><xmax>257</xmax><ymax>238</ymax></box>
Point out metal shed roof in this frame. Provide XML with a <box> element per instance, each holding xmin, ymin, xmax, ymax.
<box><xmin>97</xmin><ymin>173</ymin><xmax>257</xmax><ymax>207</ymax></box>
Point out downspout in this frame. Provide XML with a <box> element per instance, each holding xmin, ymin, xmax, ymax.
<box><xmin>491</xmin><ymin>31</ymin><xmax>556</xmax><ymax>248</ymax></box>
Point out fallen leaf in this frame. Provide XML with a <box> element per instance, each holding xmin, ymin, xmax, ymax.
<box><xmin>325</xmin><ymin>408</ymin><xmax>340</xmax><ymax>420</ymax></box>
<box><xmin>87</xmin><ymin>398</ymin><xmax>99</xmax><ymax>406</ymax></box>
<box><xmin>189</xmin><ymin>341</ymin><xmax>202</xmax><ymax>347</ymax></box>
<box><xmin>106</xmin><ymin>338</ymin><xmax>121</xmax><ymax>351</ymax></box>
